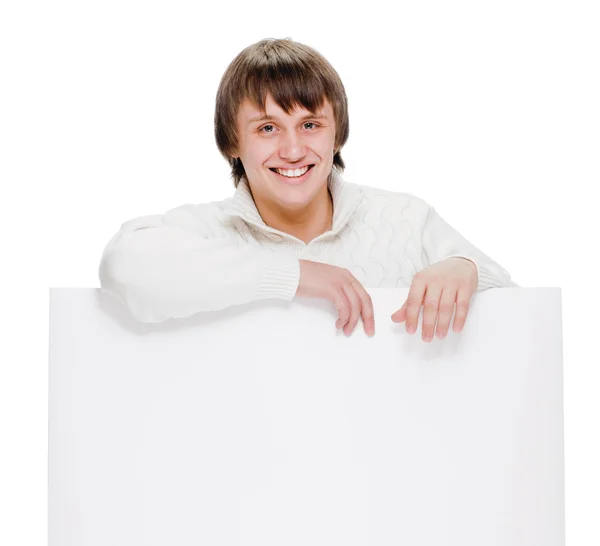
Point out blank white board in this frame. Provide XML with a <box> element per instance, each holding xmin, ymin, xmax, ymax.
<box><xmin>49</xmin><ymin>287</ymin><xmax>564</xmax><ymax>546</ymax></box>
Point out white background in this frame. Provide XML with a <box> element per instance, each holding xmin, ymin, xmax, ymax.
<box><xmin>1</xmin><ymin>0</ymin><xmax>598</xmax><ymax>544</ymax></box>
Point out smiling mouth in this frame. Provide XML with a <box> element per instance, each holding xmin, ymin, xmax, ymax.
<box><xmin>269</xmin><ymin>165</ymin><xmax>315</xmax><ymax>178</ymax></box>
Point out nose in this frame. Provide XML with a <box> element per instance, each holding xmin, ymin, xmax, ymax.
<box><xmin>278</xmin><ymin>130</ymin><xmax>307</xmax><ymax>162</ymax></box>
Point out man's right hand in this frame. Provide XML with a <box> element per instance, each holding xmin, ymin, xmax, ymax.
<box><xmin>296</xmin><ymin>259</ymin><xmax>375</xmax><ymax>337</ymax></box>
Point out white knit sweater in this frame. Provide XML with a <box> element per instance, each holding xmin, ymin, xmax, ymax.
<box><xmin>98</xmin><ymin>168</ymin><xmax>518</xmax><ymax>323</ymax></box>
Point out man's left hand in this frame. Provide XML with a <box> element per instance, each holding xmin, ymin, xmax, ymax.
<box><xmin>391</xmin><ymin>257</ymin><xmax>478</xmax><ymax>342</ymax></box>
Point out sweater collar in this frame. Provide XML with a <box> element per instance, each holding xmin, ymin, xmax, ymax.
<box><xmin>222</xmin><ymin>168</ymin><xmax>365</xmax><ymax>238</ymax></box>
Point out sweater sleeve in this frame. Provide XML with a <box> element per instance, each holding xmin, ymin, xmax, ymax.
<box><xmin>98</xmin><ymin>204</ymin><xmax>301</xmax><ymax>323</ymax></box>
<box><xmin>420</xmin><ymin>205</ymin><xmax>519</xmax><ymax>291</ymax></box>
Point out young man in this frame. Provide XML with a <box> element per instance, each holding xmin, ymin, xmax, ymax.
<box><xmin>99</xmin><ymin>38</ymin><xmax>518</xmax><ymax>341</ymax></box>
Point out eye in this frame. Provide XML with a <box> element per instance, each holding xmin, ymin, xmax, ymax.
<box><xmin>259</xmin><ymin>124</ymin><xmax>275</xmax><ymax>133</ymax></box>
<box><xmin>304</xmin><ymin>122</ymin><xmax>319</xmax><ymax>130</ymax></box>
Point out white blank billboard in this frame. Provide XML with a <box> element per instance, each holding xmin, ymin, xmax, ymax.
<box><xmin>49</xmin><ymin>287</ymin><xmax>563</xmax><ymax>545</ymax></box>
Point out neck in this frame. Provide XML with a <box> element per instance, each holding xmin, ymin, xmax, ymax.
<box><xmin>252</xmin><ymin>183</ymin><xmax>334</xmax><ymax>245</ymax></box>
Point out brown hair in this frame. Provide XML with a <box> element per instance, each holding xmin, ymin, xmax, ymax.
<box><xmin>214</xmin><ymin>38</ymin><xmax>350</xmax><ymax>188</ymax></box>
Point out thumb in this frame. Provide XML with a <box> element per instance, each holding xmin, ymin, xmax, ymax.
<box><xmin>391</xmin><ymin>301</ymin><xmax>407</xmax><ymax>322</ymax></box>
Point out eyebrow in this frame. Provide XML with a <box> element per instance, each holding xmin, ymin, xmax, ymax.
<box><xmin>248</xmin><ymin>112</ymin><xmax>328</xmax><ymax>125</ymax></box>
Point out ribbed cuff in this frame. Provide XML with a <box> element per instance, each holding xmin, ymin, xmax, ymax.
<box><xmin>254</xmin><ymin>253</ymin><xmax>301</xmax><ymax>301</ymax></box>
<box><xmin>475</xmin><ymin>261</ymin><xmax>520</xmax><ymax>290</ymax></box>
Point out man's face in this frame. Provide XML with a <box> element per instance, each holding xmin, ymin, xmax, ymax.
<box><xmin>233</xmin><ymin>93</ymin><xmax>336</xmax><ymax>212</ymax></box>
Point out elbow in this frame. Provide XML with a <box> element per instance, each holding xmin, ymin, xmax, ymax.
<box><xmin>98</xmin><ymin>237</ymin><xmax>169</xmax><ymax>324</ymax></box>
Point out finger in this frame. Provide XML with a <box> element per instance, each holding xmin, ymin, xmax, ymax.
<box><xmin>340</xmin><ymin>281</ymin><xmax>361</xmax><ymax>335</ymax></box>
<box><xmin>435</xmin><ymin>287</ymin><xmax>458</xmax><ymax>339</ymax></box>
<box><xmin>333</xmin><ymin>291</ymin><xmax>351</xmax><ymax>330</ymax></box>
<box><xmin>421</xmin><ymin>283</ymin><xmax>443</xmax><ymax>342</ymax></box>
<box><xmin>452</xmin><ymin>286</ymin><xmax>472</xmax><ymax>333</ymax></box>
<box><xmin>351</xmin><ymin>279</ymin><xmax>375</xmax><ymax>336</ymax></box>
<box><xmin>405</xmin><ymin>277</ymin><xmax>427</xmax><ymax>334</ymax></box>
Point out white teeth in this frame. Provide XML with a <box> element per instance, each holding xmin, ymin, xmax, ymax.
<box><xmin>274</xmin><ymin>165</ymin><xmax>310</xmax><ymax>177</ymax></box>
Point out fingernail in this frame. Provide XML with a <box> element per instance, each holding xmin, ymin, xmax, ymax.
<box><xmin>407</xmin><ymin>325</ymin><xmax>416</xmax><ymax>334</ymax></box>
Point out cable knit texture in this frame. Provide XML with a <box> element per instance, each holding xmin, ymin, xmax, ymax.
<box><xmin>99</xmin><ymin>168</ymin><xmax>518</xmax><ymax>323</ymax></box>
